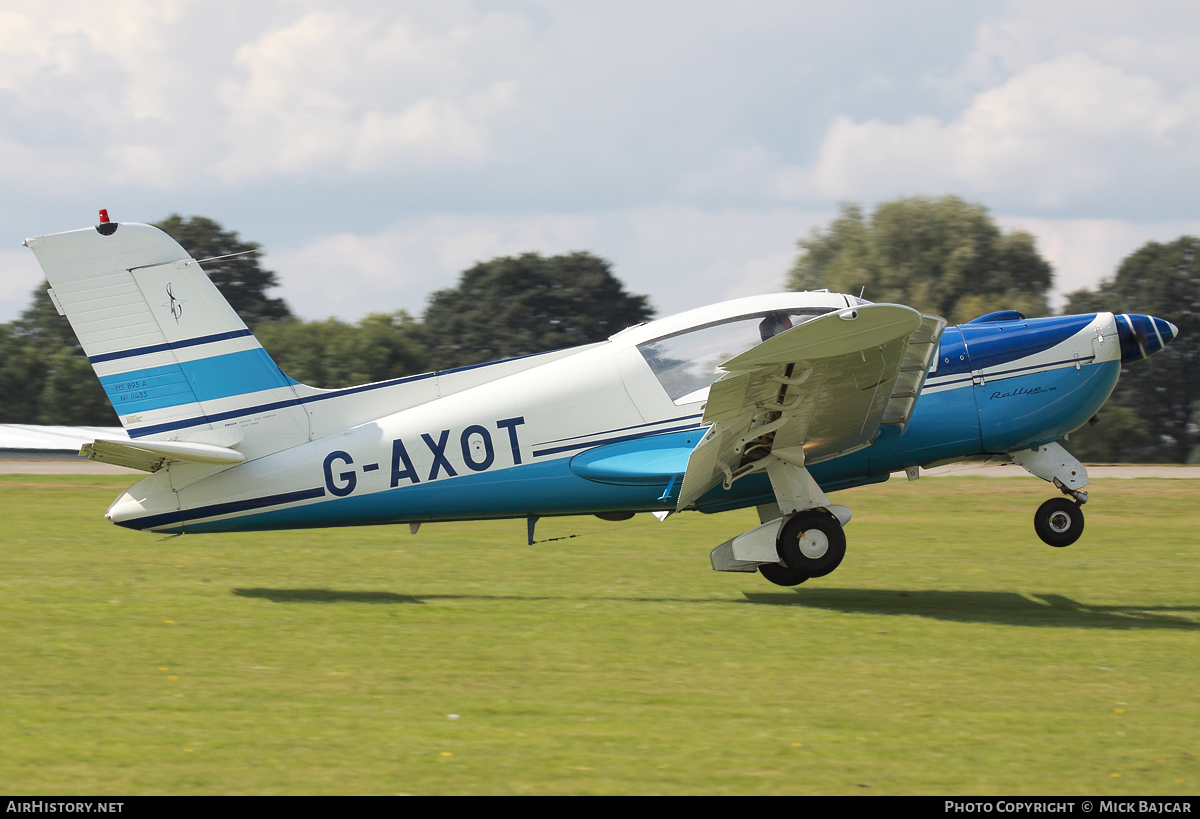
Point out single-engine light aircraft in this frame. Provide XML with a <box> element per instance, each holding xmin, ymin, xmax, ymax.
<box><xmin>25</xmin><ymin>215</ymin><xmax>1178</xmax><ymax>586</ymax></box>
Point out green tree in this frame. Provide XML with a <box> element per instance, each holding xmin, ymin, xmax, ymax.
<box><xmin>788</xmin><ymin>197</ymin><xmax>1053</xmax><ymax>324</ymax></box>
<box><xmin>1059</xmin><ymin>402</ymin><xmax>1156</xmax><ymax>464</ymax></box>
<box><xmin>1061</xmin><ymin>237</ymin><xmax>1200</xmax><ymax>463</ymax></box>
<box><xmin>0</xmin><ymin>324</ymin><xmax>48</xmax><ymax>423</ymax></box>
<box><xmin>0</xmin><ymin>283</ymin><xmax>117</xmax><ymax>425</ymax></box>
<box><xmin>255</xmin><ymin>312</ymin><xmax>427</xmax><ymax>389</ymax></box>
<box><xmin>12</xmin><ymin>282</ymin><xmax>80</xmax><ymax>351</ymax></box>
<box><xmin>421</xmin><ymin>252</ymin><xmax>653</xmax><ymax>370</ymax></box>
<box><xmin>154</xmin><ymin>215</ymin><xmax>292</xmax><ymax>326</ymax></box>
<box><xmin>36</xmin><ymin>348</ymin><xmax>116</xmax><ymax>425</ymax></box>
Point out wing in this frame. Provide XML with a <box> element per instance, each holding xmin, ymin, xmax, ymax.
<box><xmin>676</xmin><ymin>305</ymin><xmax>944</xmax><ymax>510</ymax></box>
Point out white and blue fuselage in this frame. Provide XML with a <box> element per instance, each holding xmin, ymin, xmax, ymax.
<box><xmin>105</xmin><ymin>293</ymin><xmax>1165</xmax><ymax>534</ymax></box>
<box><xmin>25</xmin><ymin>220</ymin><xmax>1176</xmax><ymax>555</ymax></box>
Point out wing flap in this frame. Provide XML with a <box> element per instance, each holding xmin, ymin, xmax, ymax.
<box><xmin>879</xmin><ymin>314</ymin><xmax>947</xmax><ymax>433</ymax></box>
<box><xmin>770</xmin><ymin>335</ymin><xmax>910</xmax><ymax>459</ymax></box>
<box><xmin>677</xmin><ymin>304</ymin><xmax>926</xmax><ymax>510</ymax></box>
<box><xmin>701</xmin><ymin>370</ymin><xmax>759</xmax><ymax>422</ymax></box>
<box><xmin>676</xmin><ymin>424</ymin><xmax>738</xmax><ymax>508</ymax></box>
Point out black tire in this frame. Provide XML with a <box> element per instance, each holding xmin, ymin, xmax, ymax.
<box><xmin>776</xmin><ymin>509</ymin><xmax>846</xmax><ymax>578</ymax></box>
<box><xmin>759</xmin><ymin>562</ymin><xmax>809</xmax><ymax>587</ymax></box>
<box><xmin>1034</xmin><ymin>497</ymin><xmax>1085</xmax><ymax>547</ymax></box>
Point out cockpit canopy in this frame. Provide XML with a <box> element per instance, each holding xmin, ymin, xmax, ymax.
<box><xmin>637</xmin><ymin>307</ymin><xmax>835</xmax><ymax>403</ymax></box>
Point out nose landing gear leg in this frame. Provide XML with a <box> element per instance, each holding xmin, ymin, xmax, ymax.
<box><xmin>1009</xmin><ymin>442</ymin><xmax>1090</xmax><ymax>547</ymax></box>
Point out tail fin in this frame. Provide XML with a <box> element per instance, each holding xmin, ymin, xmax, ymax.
<box><xmin>25</xmin><ymin>220</ymin><xmax>309</xmax><ymax>458</ymax></box>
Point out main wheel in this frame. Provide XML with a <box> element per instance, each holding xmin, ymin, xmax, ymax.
<box><xmin>776</xmin><ymin>509</ymin><xmax>846</xmax><ymax>578</ymax></box>
<box><xmin>759</xmin><ymin>562</ymin><xmax>809</xmax><ymax>587</ymax></box>
<box><xmin>1034</xmin><ymin>497</ymin><xmax>1085</xmax><ymax>547</ymax></box>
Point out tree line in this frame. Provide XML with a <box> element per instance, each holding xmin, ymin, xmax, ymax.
<box><xmin>1</xmin><ymin>199</ymin><xmax>1195</xmax><ymax>462</ymax></box>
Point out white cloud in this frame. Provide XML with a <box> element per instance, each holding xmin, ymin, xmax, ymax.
<box><xmin>0</xmin><ymin>2</ymin><xmax>231</xmax><ymax>189</ymax></box>
<box><xmin>997</xmin><ymin>215</ymin><xmax>1200</xmax><ymax>310</ymax></box>
<box><xmin>213</xmin><ymin>8</ymin><xmax>529</xmax><ymax>179</ymax></box>
<box><xmin>967</xmin><ymin>1</ymin><xmax>1200</xmax><ymax>85</ymax></box>
<box><xmin>0</xmin><ymin>248</ymin><xmax>48</xmax><ymax>322</ymax></box>
<box><xmin>266</xmin><ymin>213</ymin><xmax>601</xmax><ymax>320</ymax></box>
<box><xmin>266</xmin><ymin>207</ymin><xmax>830</xmax><ymax>323</ymax></box>
<box><xmin>0</xmin><ymin>2</ymin><xmax>532</xmax><ymax>188</ymax></box>
<box><xmin>809</xmin><ymin>53</ymin><xmax>1200</xmax><ymax>207</ymax></box>
<box><xmin>677</xmin><ymin>145</ymin><xmax>777</xmax><ymax>200</ymax></box>
<box><xmin>3</xmin><ymin>0</ymin><xmax>1196</xmax><ymax>213</ymax></box>
<box><xmin>618</xmin><ymin>206</ymin><xmax>829</xmax><ymax>310</ymax></box>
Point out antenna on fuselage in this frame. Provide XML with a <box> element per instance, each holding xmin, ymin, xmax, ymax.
<box><xmin>859</xmin><ymin>286</ymin><xmax>866</xmax><ymax>299</ymax></box>
<box><xmin>187</xmin><ymin>249</ymin><xmax>261</xmax><ymax>266</ymax></box>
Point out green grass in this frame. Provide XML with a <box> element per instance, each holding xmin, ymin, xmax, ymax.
<box><xmin>0</xmin><ymin>474</ymin><xmax>1197</xmax><ymax>794</ymax></box>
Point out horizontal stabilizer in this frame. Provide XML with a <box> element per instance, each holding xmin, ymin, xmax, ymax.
<box><xmin>81</xmin><ymin>438</ymin><xmax>246</xmax><ymax>473</ymax></box>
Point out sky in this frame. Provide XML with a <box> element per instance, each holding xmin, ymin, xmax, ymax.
<box><xmin>3</xmin><ymin>0</ymin><xmax>1200</xmax><ymax>324</ymax></box>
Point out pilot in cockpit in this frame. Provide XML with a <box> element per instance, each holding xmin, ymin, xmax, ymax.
<box><xmin>758</xmin><ymin>311</ymin><xmax>793</xmax><ymax>341</ymax></box>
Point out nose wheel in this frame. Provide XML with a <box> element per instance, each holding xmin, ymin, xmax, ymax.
<box><xmin>1034</xmin><ymin>497</ymin><xmax>1085</xmax><ymax>547</ymax></box>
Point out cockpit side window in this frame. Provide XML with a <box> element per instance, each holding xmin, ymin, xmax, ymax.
<box><xmin>637</xmin><ymin>309</ymin><xmax>832</xmax><ymax>404</ymax></box>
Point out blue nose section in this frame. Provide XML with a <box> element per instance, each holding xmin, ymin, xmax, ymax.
<box><xmin>1116</xmin><ymin>314</ymin><xmax>1179</xmax><ymax>363</ymax></box>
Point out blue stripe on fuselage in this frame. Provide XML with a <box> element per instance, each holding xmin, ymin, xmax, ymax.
<box><xmin>960</xmin><ymin>314</ymin><xmax>1095</xmax><ymax>372</ymax></box>
<box><xmin>148</xmin><ymin>457</ymin><xmax>672</xmax><ymax>533</ymax></box>
<box><xmin>976</xmin><ymin>359</ymin><xmax>1119</xmax><ymax>451</ymax></box>
<box><xmin>116</xmin><ymin>486</ymin><xmax>327</xmax><ymax>532</ymax></box>
<box><xmin>123</xmin><ymin>347</ymin><xmax>580</xmax><ymax>437</ymax></box>
<box><xmin>532</xmin><ymin>421</ymin><xmax>704</xmax><ymax>457</ymax></box>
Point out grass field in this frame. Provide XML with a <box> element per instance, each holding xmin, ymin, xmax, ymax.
<box><xmin>0</xmin><ymin>474</ymin><xmax>1197</xmax><ymax>795</ymax></box>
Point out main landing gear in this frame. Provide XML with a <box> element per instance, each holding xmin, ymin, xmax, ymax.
<box><xmin>717</xmin><ymin>507</ymin><xmax>849</xmax><ymax>588</ymax></box>
<box><xmin>1009</xmin><ymin>441</ymin><xmax>1090</xmax><ymax>548</ymax></box>
<box><xmin>707</xmin><ymin>450</ymin><xmax>852</xmax><ymax>587</ymax></box>
<box><xmin>766</xmin><ymin>509</ymin><xmax>847</xmax><ymax>586</ymax></box>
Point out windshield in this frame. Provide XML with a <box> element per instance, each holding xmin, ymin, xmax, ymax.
<box><xmin>637</xmin><ymin>309</ymin><xmax>832</xmax><ymax>403</ymax></box>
